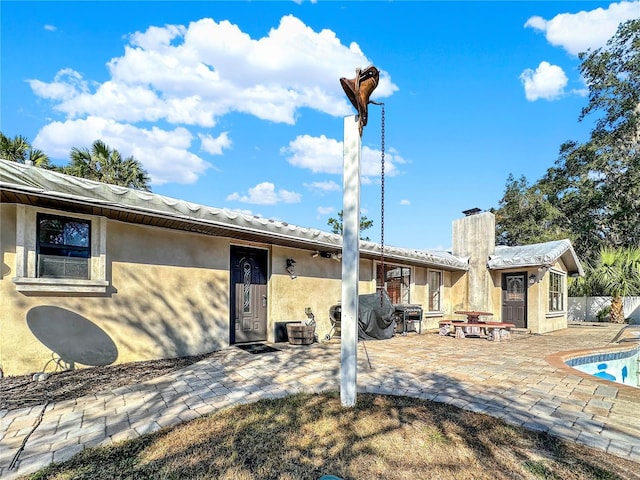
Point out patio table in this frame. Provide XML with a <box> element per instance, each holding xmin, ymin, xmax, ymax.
<box><xmin>453</xmin><ymin>310</ymin><xmax>493</xmax><ymax>338</ymax></box>
<box><xmin>454</xmin><ymin>310</ymin><xmax>493</xmax><ymax>323</ymax></box>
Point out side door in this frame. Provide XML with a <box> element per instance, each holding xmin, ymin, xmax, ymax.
<box><xmin>501</xmin><ymin>272</ymin><xmax>527</xmax><ymax>328</ymax></box>
<box><xmin>230</xmin><ymin>246</ymin><xmax>268</xmax><ymax>344</ymax></box>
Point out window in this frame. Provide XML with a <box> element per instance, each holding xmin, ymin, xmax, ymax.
<box><xmin>241</xmin><ymin>258</ymin><xmax>254</xmax><ymax>313</ymax></box>
<box><xmin>13</xmin><ymin>205</ymin><xmax>108</xmax><ymax>293</ymax></box>
<box><xmin>506</xmin><ymin>276</ymin><xmax>525</xmax><ymax>301</ymax></box>
<box><xmin>376</xmin><ymin>264</ymin><xmax>411</xmax><ymax>304</ymax></box>
<box><xmin>37</xmin><ymin>214</ymin><xmax>90</xmax><ymax>279</ymax></box>
<box><xmin>549</xmin><ymin>271</ymin><xmax>564</xmax><ymax>312</ymax></box>
<box><xmin>428</xmin><ymin>270</ymin><xmax>442</xmax><ymax>311</ymax></box>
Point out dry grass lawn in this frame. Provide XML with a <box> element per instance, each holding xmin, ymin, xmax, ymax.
<box><xmin>27</xmin><ymin>392</ymin><xmax>639</xmax><ymax>480</ymax></box>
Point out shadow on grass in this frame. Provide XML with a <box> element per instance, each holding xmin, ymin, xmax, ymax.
<box><xmin>28</xmin><ymin>391</ymin><xmax>635</xmax><ymax>480</ymax></box>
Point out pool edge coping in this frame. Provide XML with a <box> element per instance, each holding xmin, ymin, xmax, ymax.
<box><xmin>546</xmin><ymin>342</ymin><xmax>640</xmax><ymax>393</ymax></box>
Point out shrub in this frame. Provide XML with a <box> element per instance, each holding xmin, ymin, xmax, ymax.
<box><xmin>596</xmin><ymin>305</ymin><xmax>611</xmax><ymax>322</ymax></box>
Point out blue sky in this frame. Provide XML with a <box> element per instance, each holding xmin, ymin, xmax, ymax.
<box><xmin>2</xmin><ymin>1</ymin><xmax>639</xmax><ymax>251</ymax></box>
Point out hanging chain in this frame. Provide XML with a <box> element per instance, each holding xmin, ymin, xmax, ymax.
<box><xmin>380</xmin><ymin>104</ymin><xmax>385</xmax><ymax>280</ymax></box>
<box><xmin>370</xmin><ymin>100</ymin><xmax>385</xmax><ymax>305</ymax></box>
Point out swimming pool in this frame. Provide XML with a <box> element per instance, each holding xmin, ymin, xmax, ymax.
<box><xmin>565</xmin><ymin>345</ymin><xmax>640</xmax><ymax>388</ymax></box>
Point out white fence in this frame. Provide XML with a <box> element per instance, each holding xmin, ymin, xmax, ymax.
<box><xmin>568</xmin><ymin>296</ymin><xmax>640</xmax><ymax>324</ymax></box>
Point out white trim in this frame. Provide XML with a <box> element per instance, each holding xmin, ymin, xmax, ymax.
<box><xmin>13</xmin><ymin>277</ymin><xmax>109</xmax><ymax>293</ymax></box>
<box><xmin>427</xmin><ymin>268</ymin><xmax>443</xmax><ymax>313</ymax></box>
<box><xmin>548</xmin><ymin>269</ymin><xmax>566</xmax><ymax>314</ymax></box>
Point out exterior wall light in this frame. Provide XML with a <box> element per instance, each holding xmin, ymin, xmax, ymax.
<box><xmin>286</xmin><ymin>258</ymin><xmax>297</xmax><ymax>279</ymax></box>
<box><xmin>528</xmin><ymin>274</ymin><xmax>537</xmax><ymax>285</ymax></box>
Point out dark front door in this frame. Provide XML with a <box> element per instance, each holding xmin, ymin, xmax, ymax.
<box><xmin>230</xmin><ymin>246</ymin><xmax>268</xmax><ymax>344</ymax></box>
<box><xmin>502</xmin><ymin>272</ymin><xmax>527</xmax><ymax>328</ymax></box>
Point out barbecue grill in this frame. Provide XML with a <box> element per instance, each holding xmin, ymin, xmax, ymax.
<box><xmin>392</xmin><ymin>304</ymin><xmax>423</xmax><ymax>335</ymax></box>
<box><xmin>326</xmin><ymin>302</ymin><xmax>423</xmax><ymax>340</ymax></box>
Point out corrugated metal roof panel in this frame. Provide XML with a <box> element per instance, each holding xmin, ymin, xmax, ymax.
<box><xmin>1</xmin><ymin>160</ymin><xmax>469</xmax><ymax>271</ymax></box>
<box><xmin>488</xmin><ymin>240</ymin><xmax>583</xmax><ymax>275</ymax></box>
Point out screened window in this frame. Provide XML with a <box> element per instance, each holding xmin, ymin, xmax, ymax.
<box><xmin>549</xmin><ymin>271</ymin><xmax>564</xmax><ymax>312</ymax></box>
<box><xmin>428</xmin><ymin>270</ymin><xmax>442</xmax><ymax>311</ymax></box>
<box><xmin>376</xmin><ymin>264</ymin><xmax>410</xmax><ymax>304</ymax></box>
<box><xmin>37</xmin><ymin>214</ymin><xmax>91</xmax><ymax>279</ymax></box>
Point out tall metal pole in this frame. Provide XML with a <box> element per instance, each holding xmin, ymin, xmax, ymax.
<box><xmin>341</xmin><ymin>114</ymin><xmax>361</xmax><ymax>407</ymax></box>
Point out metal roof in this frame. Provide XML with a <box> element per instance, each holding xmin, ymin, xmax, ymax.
<box><xmin>0</xmin><ymin>160</ymin><xmax>469</xmax><ymax>271</ymax></box>
<box><xmin>488</xmin><ymin>240</ymin><xmax>584</xmax><ymax>276</ymax></box>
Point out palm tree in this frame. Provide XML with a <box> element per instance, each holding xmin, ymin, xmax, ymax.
<box><xmin>0</xmin><ymin>132</ymin><xmax>52</xmax><ymax>168</ymax></box>
<box><xmin>66</xmin><ymin>140</ymin><xmax>151</xmax><ymax>191</ymax></box>
<box><xmin>28</xmin><ymin>147</ymin><xmax>52</xmax><ymax>168</ymax></box>
<box><xmin>583</xmin><ymin>247</ymin><xmax>640</xmax><ymax>323</ymax></box>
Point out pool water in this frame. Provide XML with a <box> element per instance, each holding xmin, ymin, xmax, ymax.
<box><xmin>566</xmin><ymin>345</ymin><xmax>640</xmax><ymax>388</ymax></box>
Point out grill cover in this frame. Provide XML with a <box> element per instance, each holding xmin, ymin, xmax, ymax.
<box><xmin>330</xmin><ymin>291</ymin><xmax>396</xmax><ymax>341</ymax></box>
<box><xmin>358</xmin><ymin>291</ymin><xmax>396</xmax><ymax>340</ymax></box>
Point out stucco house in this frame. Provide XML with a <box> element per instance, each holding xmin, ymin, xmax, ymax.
<box><xmin>0</xmin><ymin>160</ymin><xmax>583</xmax><ymax>376</ymax></box>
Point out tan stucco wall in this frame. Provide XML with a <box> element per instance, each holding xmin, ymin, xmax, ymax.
<box><xmin>489</xmin><ymin>270</ymin><xmax>504</xmax><ymax>321</ymax></box>
<box><xmin>448</xmin><ymin>270</ymin><xmax>468</xmax><ymax>314</ymax></box>
<box><xmin>105</xmin><ymin>221</ymin><xmax>231</xmax><ymax>357</ymax></box>
<box><xmin>267</xmin><ymin>249</ymin><xmax>469</xmax><ymax>337</ymax></box>
<box><xmin>269</xmin><ymin>246</ymin><xmax>376</xmax><ymax>340</ymax></box>
<box><xmin>448</xmin><ymin>212</ymin><xmax>577</xmax><ymax>331</ymax></box>
<box><xmin>1</xmin><ymin>207</ymin><xmax>230</xmax><ymax>376</ymax></box>
<box><xmin>410</xmin><ymin>266</ymin><xmax>428</xmax><ymax>318</ymax></box>
<box><xmin>416</xmin><ymin>270</ymin><xmax>469</xmax><ymax>330</ymax></box>
<box><xmin>1</xmin><ymin>202</ymin><xmax>472</xmax><ymax>376</ymax></box>
<box><xmin>489</xmin><ymin>258</ymin><xmax>569</xmax><ymax>334</ymax></box>
<box><xmin>534</xmin><ymin>258</ymin><xmax>569</xmax><ymax>334</ymax></box>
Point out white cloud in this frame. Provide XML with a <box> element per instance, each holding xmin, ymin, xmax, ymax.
<box><xmin>199</xmin><ymin>132</ymin><xmax>231</xmax><ymax>155</ymax></box>
<box><xmin>31</xmin><ymin>15</ymin><xmax>398</xmax><ymax>127</ymax></box>
<box><xmin>28</xmin><ymin>15</ymin><xmax>398</xmax><ymax>185</ymax></box>
<box><xmin>400</xmin><ymin>199</ymin><xmax>411</xmax><ymax>205</ymax></box>
<box><xmin>44</xmin><ymin>24</ymin><xmax>57</xmax><ymax>32</ymax></box>
<box><xmin>226</xmin><ymin>181</ymin><xmax>302</xmax><ymax>205</ymax></box>
<box><xmin>525</xmin><ymin>1</ymin><xmax>640</xmax><ymax>55</ymax></box>
<box><xmin>520</xmin><ymin>61</ymin><xmax>568</xmax><ymax>101</ymax></box>
<box><xmin>362</xmin><ymin>145</ymin><xmax>404</xmax><ymax>177</ymax></box>
<box><xmin>282</xmin><ymin>134</ymin><xmax>342</xmax><ymax>173</ymax></box>
<box><xmin>282</xmin><ymin>134</ymin><xmax>403</xmax><ymax>179</ymax></box>
<box><xmin>317</xmin><ymin>206</ymin><xmax>334</xmax><ymax>215</ymax></box>
<box><xmin>32</xmin><ymin>116</ymin><xmax>211</xmax><ymax>185</ymax></box>
<box><xmin>29</xmin><ymin>68</ymin><xmax>90</xmax><ymax>102</ymax></box>
<box><xmin>304</xmin><ymin>180</ymin><xmax>341</xmax><ymax>194</ymax></box>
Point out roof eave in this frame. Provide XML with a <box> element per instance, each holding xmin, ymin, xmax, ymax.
<box><xmin>1</xmin><ymin>182</ymin><xmax>469</xmax><ymax>271</ymax></box>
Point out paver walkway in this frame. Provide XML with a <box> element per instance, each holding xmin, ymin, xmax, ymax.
<box><xmin>2</xmin><ymin>323</ymin><xmax>639</xmax><ymax>479</ymax></box>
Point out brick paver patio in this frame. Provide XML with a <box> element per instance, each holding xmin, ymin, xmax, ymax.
<box><xmin>2</xmin><ymin>323</ymin><xmax>639</xmax><ymax>478</ymax></box>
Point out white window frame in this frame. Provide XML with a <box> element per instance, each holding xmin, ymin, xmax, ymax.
<box><xmin>12</xmin><ymin>205</ymin><xmax>109</xmax><ymax>293</ymax></box>
<box><xmin>427</xmin><ymin>269</ymin><xmax>443</xmax><ymax>313</ymax></box>
<box><xmin>548</xmin><ymin>269</ymin><xmax>565</xmax><ymax>313</ymax></box>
